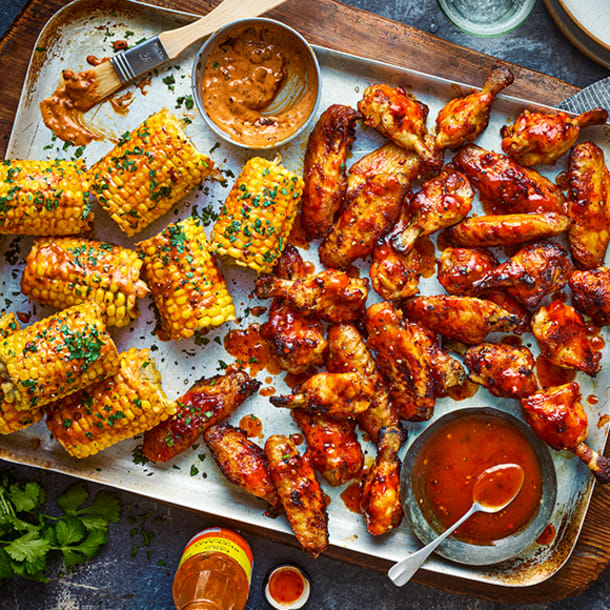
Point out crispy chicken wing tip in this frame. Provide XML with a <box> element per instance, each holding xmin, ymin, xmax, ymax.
<box><xmin>575</xmin><ymin>442</ymin><xmax>610</xmax><ymax>484</ymax></box>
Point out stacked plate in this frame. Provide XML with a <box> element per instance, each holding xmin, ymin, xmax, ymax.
<box><xmin>544</xmin><ymin>0</ymin><xmax>610</xmax><ymax>67</ymax></box>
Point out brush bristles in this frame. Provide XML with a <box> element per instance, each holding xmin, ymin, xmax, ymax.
<box><xmin>93</xmin><ymin>61</ymin><xmax>124</xmax><ymax>100</ymax></box>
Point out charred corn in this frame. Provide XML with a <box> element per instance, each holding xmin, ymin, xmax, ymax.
<box><xmin>21</xmin><ymin>237</ymin><xmax>149</xmax><ymax>327</ymax></box>
<box><xmin>46</xmin><ymin>347</ymin><xmax>176</xmax><ymax>458</ymax></box>
<box><xmin>211</xmin><ymin>157</ymin><xmax>303</xmax><ymax>274</ymax></box>
<box><xmin>89</xmin><ymin>108</ymin><xmax>215</xmax><ymax>236</ymax></box>
<box><xmin>0</xmin><ymin>159</ymin><xmax>92</xmax><ymax>236</ymax></box>
<box><xmin>0</xmin><ymin>313</ymin><xmax>43</xmax><ymax>434</ymax></box>
<box><xmin>137</xmin><ymin>216</ymin><xmax>235</xmax><ymax>341</ymax></box>
<box><xmin>0</xmin><ymin>302</ymin><xmax>120</xmax><ymax>411</ymax></box>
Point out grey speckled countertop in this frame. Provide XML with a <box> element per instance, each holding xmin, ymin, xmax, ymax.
<box><xmin>1</xmin><ymin>1</ymin><xmax>609</xmax><ymax>609</ymax></box>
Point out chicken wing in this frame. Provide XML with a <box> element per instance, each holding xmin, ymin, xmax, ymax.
<box><xmin>437</xmin><ymin>247</ymin><xmax>498</xmax><ymax>295</ymax></box>
<box><xmin>464</xmin><ymin>342</ymin><xmax>537</xmax><ymax>398</ymax></box>
<box><xmin>291</xmin><ymin>408</ymin><xmax>363</xmax><ymax>487</ymax></box>
<box><xmin>481</xmin><ymin>290</ymin><xmax>532</xmax><ymax>335</ymax></box>
<box><xmin>255</xmin><ymin>269</ymin><xmax>368</xmax><ymax>323</ymax></box>
<box><xmin>402</xmin><ymin>295</ymin><xmax>518</xmax><ymax>344</ymax></box>
<box><xmin>142</xmin><ymin>370</ymin><xmax>261</xmax><ymax>462</ymax></box>
<box><xmin>532</xmin><ymin>300</ymin><xmax>602</xmax><ymax>375</ymax></box>
<box><xmin>301</xmin><ymin>104</ymin><xmax>361</xmax><ymax>239</ymax></box>
<box><xmin>570</xmin><ymin>267</ymin><xmax>610</xmax><ymax>327</ymax></box>
<box><xmin>426</xmin><ymin>332</ymin><xmax>467</xmax><ymax>394</ymax></box>
<box><xmin>358</xmin><ymin>84</ymin><xmax>439</xmax><ymax>166</ymax></box>
<box><xmin>436</xmin><ymin>63</ymin><xmax>514</xmax><ymax>151</ymax></box>
<box><xmin>447</xmin><ymin>212</ymin><xmax>569</xmax><ymax>248</ymax></box>
<box><xmin>501</xmin><ymin>108</ymin><xmax>608</xmax><ymax>166</ymax></box>
<box><xmin>453</xmin><ymin>144</ymin><xmax>567</xmax><ymax>215</ymax></box>
<box><xmin>265</xmin><ymin>435</ymin><xmax>328</xmax><ymax>557</ymax></box>
<box><xmin>521</xmin><ymin>383</ymin><xmax>610</xmax><ymax>483</ymax></box>
<box><xmin>370</xmin><ymin>241</ymin><xmax>421</xmax><ymax>301</ymax></box>
<box><xmin>203</xmin><ymin>423</ymin><xmax>281</xmax><ymax>517</ymax></box>
<box><xmin>391</xmin><ymin>169</ymin><xmax>473</xmax><ymax>253</ymax></box>
<box><xmin>472</xmin><ymin>242</ymin><xmax>572</xmax><ymax>309</ymax></box>
<box><xmin>567</xmin><ymin>141</ymin><xmax>610</xmax><ymax>270</ymax></box>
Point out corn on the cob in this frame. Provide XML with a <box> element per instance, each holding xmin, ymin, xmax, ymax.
<box><xmin>0</xmin><ymin>302</ymin><xmax>119</xmax><ymax>411</ymax></box>
<box><xmin>0</xmin><ymin>313</ymin><xmax>44</xmax><ymax>434</ymax></box>
<box><xmin>137</xmin><ymin>216</ymin><xmax>235</xmax><ymax>341</ymax></box>
<box><xmin>89</xmin><ymin>108</ymin><xmax>215</xmax><ymax>236</ymax></box>
<box><xmin>211</xmin><ymin>157</ymin><xmax>304</xmax><ymax>274</ymax></box>
<box><xmin>21</xmin><ymin>237</ymin><xmax>149</xmax><ymax>328</ymax></box>
<box><xmin>0</xmin><ymin>159</ymin><xmax>92</xmax><ymax>236</ymax></box>
<box><xmin>46</xmin><ymin>347</ymin><xmax>176</xmax><ymax>458</ymax></box>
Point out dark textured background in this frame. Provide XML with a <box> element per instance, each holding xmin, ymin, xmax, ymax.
<box><xmin>0</xmin><ymin>1</ymin><xmax>609</xmax><ymax>608</ymax></box>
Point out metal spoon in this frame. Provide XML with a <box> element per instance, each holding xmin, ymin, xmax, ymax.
<box><xmin>388</xmin><ymin>463</ymin><xmax>525</xmax><ymax>587</ymax></box>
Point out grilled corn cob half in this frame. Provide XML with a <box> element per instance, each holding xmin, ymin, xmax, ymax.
<box><xmin>0</xmin><ymin>313</ymin><xmax>43</xmax><ymax>434</ymax></box>
<box><xmin>89</xmin><ymin>108</ymin><xmax>215</xmax><ymax>236</ymax></box>
<box><xmin>137</xmin><ymin>216</ymin><xmax>235</xmax><ymax>341</ymax></box>
<box><xmin>211</xmin><ymin>157</ymin><xmax>303</xmax><ymax>274</ymax></box>
<box><xmin>21</xmin><ymin>237</ymin><xmax>149</xmax><ymax>328</ymax></box>
<box><xmin>0</xmin><ymin>302</ymin><xmax>120</xmax><ymax>411</ymax></box>
<box><xmin>46</xmin><ymin>347</ymin><xmax>176</xmax><ymax>458</ymax></box>
<box><xmin>0</xmin><ymin>159</ymin><xmax>92</xmax><ymax>236</ymax></box>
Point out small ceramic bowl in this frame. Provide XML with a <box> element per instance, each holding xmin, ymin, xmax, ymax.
<box><xmin>192</xmin><ymin>18</ymin><xmax>321</xmax><ymax>149</ymax></box>
<box><xmin>401</xmin><ymin>406</ymin><xmax>557</xmax><ymax>565</ymax></box>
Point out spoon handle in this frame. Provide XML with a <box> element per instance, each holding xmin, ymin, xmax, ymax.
<box><xmin>387</xmin><ymin>505</ymin><xmax>478</xmax><ymax>587</ymax></box>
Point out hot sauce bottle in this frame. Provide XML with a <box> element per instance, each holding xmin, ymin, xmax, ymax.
<box><xmin>172</xmin><ymin>528</ymin><xmax>253</xmax><ymax>610</ymax></box>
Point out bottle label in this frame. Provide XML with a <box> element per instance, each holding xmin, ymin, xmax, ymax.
<box><xmin>178</xmin><ymin>527</ymin><xmax>253</xmax><ymax>584</ymax></box>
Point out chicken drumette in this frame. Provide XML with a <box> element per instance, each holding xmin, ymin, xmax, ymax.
<box><xmin>436</xmin><ymin>63</ymin><xmax>514</xmax><ymax>151</ymax></box>
<box><xmin>501</xmin><ymin>107</ymin><xmax>608</xmax><ymax>166</ymax></box>
<box><xmin>437</xmin><ymin>247</ymin><xmax>498</xmax><ymax>295</ymax></box>
<box><xmin>570</xmin><ymin>267</ymin><xmax>610</xmax><ymax>327</ymax></box>
<box><xmin>532</xmin><ymin>300</ymin><xmax>602</xmax><ymax>376</ymax></box>
<box><xmin>370</xmin><ymin>239</ymin><xmax>421</xmax><ymax>302</ymax></box>
<box><xmin>521</xmin><ymin>383</ymin><xmax>610</xmax><ymax>483</ymax></box>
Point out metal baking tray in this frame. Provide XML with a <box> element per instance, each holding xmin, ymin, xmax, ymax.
<box><xmin>1</xmin><ymin>0</ymin><xmax>609</xmax><ymax>587</ymax></box>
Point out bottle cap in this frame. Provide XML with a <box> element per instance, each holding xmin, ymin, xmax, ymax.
<box><xmin>264</xmin><ymin>564</ymin><xmax>310</xmax><ymax>609</ymax></box>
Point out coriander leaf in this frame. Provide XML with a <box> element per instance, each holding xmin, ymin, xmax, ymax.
<box><xmin>55</xmin><ymin>515</ymin><xmax>85</xmax><ymax>547</ymax></box>
<box><xmin>9</xmin><ymin>481</ymin><xmax>44</xmax><ymax>513</ymax></box>
<box><xmin>5</xmin><ymin>530</ymin><xmax>50</xmax><ymax>563</ymax></box>
<box><xmin>78</xmin><ymin>490</ymin><xmax>120</xmax><ymax>524</ymax></box>
<box><xmin>79</xmin><ymin>514</ymin><xmax>110</xmax><ymax>532</ymax></box>
<box><xmin>57</xmin><ymin>482</ymin><xmax>88</xmax><ymax>514</ymax></box>
<box><xmin>0</xmin><ymin>549</ymin><xmax>13</xmax><ymax>580</ymax></box>
<box><xmin>75</xmin><ymin>529</ymin><xmax>107</xmax><ymax>560</ymax></box>
<box><xmin>23</xmin><ymin>551</ymin><xmax>48</xmax><ymax>579</ymax></box>
<box><xmin>61</xmin><ymin>548</ymin><xmax>85</xmax><ymax>570</ymax></box>
<box><xmin>41</xmin><ymin>525</ymin><xmax>57</xmax><ymax>547</ymax></box>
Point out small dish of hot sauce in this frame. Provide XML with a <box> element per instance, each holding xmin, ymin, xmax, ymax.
<box><xmin>264</xmin><ymin>564</ymin><xmax>310</xmax><ymax>609</ymax></box>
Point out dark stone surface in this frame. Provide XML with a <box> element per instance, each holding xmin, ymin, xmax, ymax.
<box><xmin>0</xmin><ymin>1</ymin><xmax>609</xmax><ymax>609</ymax></box>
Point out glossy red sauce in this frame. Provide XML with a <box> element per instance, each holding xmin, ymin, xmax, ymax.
<box><xmin>535</xmin><ymin>354</ymin><xmax>576</xmax><ymax>388</ymax></box>
<box><xmin>500</xmin><ymin>335</ymin><xmax>523</xmax><ymax>347</ymax></box>
<box><xmin>239</xmin><ymin>414</ymin><xmax>263</xmax><ymax>438</ymax></box>
<box><xmin>283</xmin><ymin>370</ymin><xmax>315</xmax><ymax>390</ymax></box>
<box><xmin>287</xmin><ymin>210</ymin><xmax>311</xmax><ymax>249</ymax></box>
<box><xmin>587</xmin><ymin>394</ymin><xmax>599</xmax><ymax>405</ymax></box>
<box><xmin>289</xmin><ymin>433</ymin><xmax>304</xmax><ymax>446</ymax></box>
<box><xmin>259</xmin><ymin>386</ymin><xmax>276</xmax><ymax>397</ymax></box>
<box><xmin>598</xmin><ymin>414</ymin><xmax>610</xmax><ymax>429</ymax></box>
<box><xmin>224</xmin><ymin>323</ymin><xmax>281</xmax><ymax>376</ymax></box>
<box><xmin>268</xmin><ymin>567</ymin><xmax>305</xmax><ymax>604</ymax></box>
<box><xmin>536</xmin><ymin>523</ymin><xmax>556</xmax><ymax>545</ymax></box>
<box><xmin>447</xmin><ymin>379</ymin><xmax>479</xmax><ymax>401</ymax></box>
<box><xmin>340</xmin><ymin>481</ymin><xmax>362</xmax><ymax>514</ymax></box>
<box><xmin>251</xmin><ymin>306</ymin><xmax>267</xmax><ymax>317</ymax></box>
<box><xmin>435</xmin><ymin>229</ymin><xmax>452</xmax><ymax>252</ymax></box>
<box><xmin>552</xmin><ymin>290</ymin><xmax>569</xmax><ymax>303</ymax></box>
<box><xmin>415</xmin><ymin>236</ymin><xmax>436</xmax><ymax>278</ymax></box>
<box><xmin>472</xmin><ymin>463</ymin><xmax>524</xmax><ymax>510</ymax></box>
<box><xmin>555</xmin><ymin>171</ymin><xmax>569</xmax><ymax>190</ymax></box>
<box><xmin>480</xmin><ymin>195</ymin><xmax>505</xmax><ymax>215</ymax></box>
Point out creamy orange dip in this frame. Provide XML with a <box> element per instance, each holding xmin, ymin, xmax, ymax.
<box><xmin>200</xmin><ymin>24</ymin><xmax>318</xmax><ymax>147</ymax></box>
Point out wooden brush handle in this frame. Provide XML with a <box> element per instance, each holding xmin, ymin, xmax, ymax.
<box><xmin>158</xmin><ymin>0</ymin><xmax>287</xmax><ymax>58</ymax></box>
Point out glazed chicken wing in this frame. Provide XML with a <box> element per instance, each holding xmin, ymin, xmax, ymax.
<box><xmin>453</xmin><ymin>144</ymin><xmax>567</xmax><ymax>215</ymax></box>
<box><xmin>447</xmin><ymin>212</ymin><xmax>569</xmax><ymax>248</ymax></box>
<box><xmin>265</xmin><ymin>435</ymin><xmax>328</xmax><ymax>557</ymax></box>
<box><xmin>437</xmin><ymin>247</ymin><xmax>498</xmax><ymax>295</ymax></box>
<box><xmin>291</xmin><ymin>408</ymin><xmax>363</xmax><ymax>487</ymax></box>
<box><xmin>401</xmin><ymin>295</ymin><xmax>518</xmax><ymax>344</ymax></box>
<box><xmin>501</xmin><ymin>108</ymin><xmax>608</xmax><ymax>166</ymax></box>
<box><xmin>301</xmin><ymin>104</ymin><xmax>361</xmax><ymax>239</ymax></box>
<box><xmin>391</xmin><ymin>169</ymin><xmax>473</xmax><ymax>253</ymax></box>
<box><xmin>521</xmin><ymin>383</ymin><xmax>610</xmax><ymax>483</ymax></box>
<box><xmin>532</xmin><ymin>300</ymin><xmax>602</xmax><ymax>375</ymax></box>
<box><xmin>567</xmin><ymin>141</ymin><xmax>610</xmax><ymax>270</ymax></box>
<box><xmin>570</xmin><ymin>267</ymin><xmax>610</xmax><ymax>326</ymax></box>
<box><xmin>464</xmin><ymin>342</ymin><xmax>537</xmax><ymax>398</ymax></box>
<box><xmin>203</xmin><ymin>423</ymin><xmax>281</xmax><ymax>517</ymax></box>
<box><xmin>142</xmin><ymin>370</ymin><xmax>260</xmax><ymax>462</ymax></box>
<box><xmin>480</xmin><ymin>290</ymin><xmax>532</xmax><ymax>335</ymax></box>
<box><xmin>255</xmin><ymin>269</ymin><xmax>368</xmax><ymax>323</ymax></box>
<box><xmin>370</xmin><ymin>241</ymin><xmax>421</xmax><ymax>301</ymax></box>
<box><xmin>472</xmin><ymin>242</ymin><xmax>572</xmax><ymax>309</ymax></box>
<box><xmin>436</xmin><ymin>63</ymin><xmax>514</xmax><ymax>151</ymax></box>
<box><xmin>358</xmin><ymin>84</ymin><xmax>439</xmax><ymax>166</ymax></box>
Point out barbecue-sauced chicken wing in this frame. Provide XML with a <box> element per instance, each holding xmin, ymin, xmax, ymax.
<box><xmin>447</xmin><ymin>212</ymin><xmax>569</xmax><ymax>248</ymax></box>
<box><xmin>255</xmin><ymin>269</ymin><xmax>368</xmax><ymax>323</ymax></box>
<box><xmin>481</xmin><ymin>290</ymin><xmax>532</xmax><ymax>335</ymax></box>
<box><xmin>270</xmin><ymin>371</ymin><xmax>374</xmax><ymax>420</ymax></box>
<box><xmin>521</xmin><ymin>383</ymin><xmax>610</xmax><ymax>483</ymax></box>
<box><xmin>426</xmin><ymin>331</ymin><xmax>467</xmax><ymax>394</ymax></box>
<box><xmin>301</xmin><ymin>104</ymin><xmax>361</xmax><ymax>239</ymax></box>
<box><xmin>203</xmin><ymin>423</ymin><xmax>281</xmax><ymax>517</ymax></box>
<box><xmin>391</xmin><ymin>169</ymin><xmax>473</xmax><ymax>253</ymax></box>
<box><xmin>532</xmin><ymin>300</ymin><xmax>602</xmax><ymax>375</ymax></box>
<box><xmin>319</xmin><ymin>145</ymin><xmax>425</xmax><ymax>269</ymax></box>
<box><xmin>142</xmin><ymin>370</ymin><xmax>260</xmax><ymax>462</ymax></box>
<box><xmin>567</xmin><ymin>141</ymin><xmax>610</xmax><ymax>270</ymax></box>
<box><xmin>265</xmin><ymin>435</ymin><xmax>329</xmax><ymax>556</ymax></box>
<box><xmin>436</xmin><ymin>63</ymin><xmax>514</xmax><ymax>151</ymax></box>
<box><xmin>570</xmin><ymin>267</ymin><xmax>610</xmax><ymax>326</ymax></box>
<box><xmin>358</xmin><ymin>84</ymin><xmax>439</xmax><ymax>166</ymax></box>
<box><xmin>464</xmin><ymin>342</ymin><xmax>537</xmax><ymax>398</ymax></box>
<box><xmin>370</xmin><ymin>241</ymin><xmax>421</xmax><ymax>301</ymax></box>
<box><xmin>437</xmin><ymin>247</ymin><xmax>498</xmax><ymax>295</ymax></box>
<box><xmin>473</xmin><ymin>242</ymin><xmax>572</xmax><ymax>309</ymax></box>
<box><xmin>402</xmin><ymin>295</ymin><xmax>518</xmax><ymax>344</ymax></box>
<box><xmin>501</xmin><ymin>108</ymin><xmax>608</xmax><ymax>166</ymax></box>
<box><xmin>454</xmin><ymin>144</ymin><xmax>567</xmax><ymax>215</ymax></box>
<box><xmin>291</xmin><ymin>408</ymin><xmax>363</xmax><ymax>487</ymax></box>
